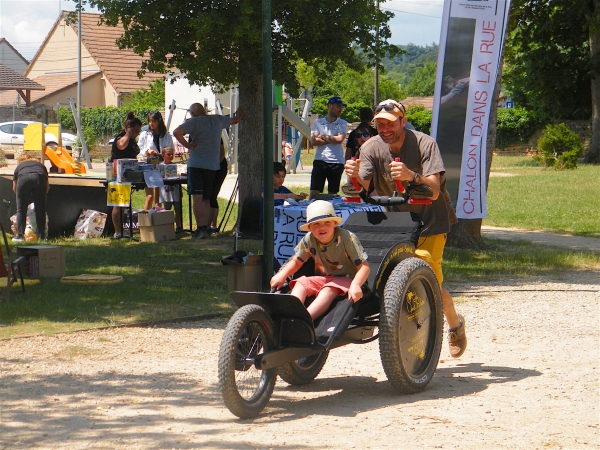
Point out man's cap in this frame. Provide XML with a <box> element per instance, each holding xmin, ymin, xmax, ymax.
<box><xmin>373</xmin><ymin>99</ymin><xmax>406</xmax><ymax>122</ymax></box>
<box><xmin>328</xmin><ymin>96</ymin><xmax>347</xmax><ymax>106</ymax></box>
<box><xmin>300</xmin><ymin>200</ymin><xmax>343</xmax><ymax>231</ymax></box>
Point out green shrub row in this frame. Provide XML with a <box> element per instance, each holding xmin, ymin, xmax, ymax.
<box><xmin>495</xmin><ymin>107</ymin><xmax>544</xmax><ymax>149</ymax></box>
<box><xmin>58</xmin><ymin>107</ymin><xmax>155</xmax><ymax>145</ymax></box>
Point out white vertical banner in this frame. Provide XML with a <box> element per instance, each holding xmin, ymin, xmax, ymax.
<box><xmin>432</xmin><ymin>0</ymin><xmax>511</xmax><ymax>219</ymax></box>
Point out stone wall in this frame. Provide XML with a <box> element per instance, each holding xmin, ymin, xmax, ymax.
<box><xmin>494</xmin><ymin>120</ymin><xmax>592</xmax><ymax>156</ymax></box>
<box><xmin>0</xmin><ymin>104</ymin><xmax>57</xmax><ymax>124</ymax></box>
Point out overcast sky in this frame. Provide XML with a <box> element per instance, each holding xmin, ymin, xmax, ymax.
<box><xmin>0</xmin><ymin>0</ymin><xmax>443</xmax><ymax>61</ymax></box>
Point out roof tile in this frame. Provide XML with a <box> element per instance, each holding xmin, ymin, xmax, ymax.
<box><xmin>0</xmin><ymin>63</ymin><xmax>45</xmax><ymax>90</ymax></box>
<box><xmin>77</xmin><ymin>13</ymin><xmax>162</xmax><ymax>93</ymax></box>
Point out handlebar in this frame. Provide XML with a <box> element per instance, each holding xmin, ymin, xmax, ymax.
<box><xmin>394</xmin><ymin>158</ymin><xmax>405</xmax><ymax>193</ymax></box>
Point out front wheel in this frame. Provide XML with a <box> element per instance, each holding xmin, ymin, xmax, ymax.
<box><xmin>277</xmin><ymin>351</ymin><xmax>329</xmax><ymax>386</ymax></box>
<box><xmin>379</xmin><ymin>257</ymin><xmax>443</xmax><ymax>393</ymax></box>
<box><xmin>218</xmin><ymin>304</ymin><xmax>277</xmax><ymax>418</ymax></box>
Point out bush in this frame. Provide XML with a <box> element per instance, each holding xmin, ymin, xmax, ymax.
<box><xmin>58</xmin><ymin>107</ymin><xmax>154</xmax><ymax>143</ymax></box>
<box><xmin>536</xmin><ymin>123</ymin><xmax>582</xmax><ymax>169</ymax></box>
<box><xmin>496</xmin><ymin>107</ymin><xmax>543</xmax><ymax>149</ymax></box>
<box><xmin>405</xmin><ymin>104</ymin><xmax>432</xmax><ymax>134</ymax></box>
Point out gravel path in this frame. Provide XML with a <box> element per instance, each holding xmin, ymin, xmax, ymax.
<box><xmin>1</xmin><ymin>270</ymin><xmax>598</xmax><ymax>449</ymax></box>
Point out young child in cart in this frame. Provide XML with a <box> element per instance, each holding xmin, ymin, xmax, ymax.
<box><xmin>270</xmin><ymin>200</ymin><xmax>370</xmax><ymax>320</ymax></box>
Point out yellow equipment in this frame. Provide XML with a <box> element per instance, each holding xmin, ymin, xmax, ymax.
<box><xmin>24</xmin><ymin>123</ymin><xmax>86</xmax><ymax>175</ymax></box>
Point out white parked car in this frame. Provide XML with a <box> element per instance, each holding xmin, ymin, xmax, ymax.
<box><xmin>0</xmin><ymin>121</ymin><xmax>77</xmax><ymax>158</ymax></box>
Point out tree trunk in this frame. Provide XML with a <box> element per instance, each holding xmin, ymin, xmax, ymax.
<box><xmin>237</xmin><ymin>48</ymin><xmax>264</xmax><ymax>210</ymax></box>
<box><xmin>584</xmin><ymin>0</ymin><xmax>600</xmax><ymax>164</ymax></box>
<box><xmin>447</xmin><ymin>38</ymin><xmax>504</xmax><ymax>249</ymax></box>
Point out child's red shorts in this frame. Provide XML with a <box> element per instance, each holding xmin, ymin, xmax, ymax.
<box><xmin>289</xmin><ymin>276</ymin><xmax>352</xmax><ymax>297</ymax></box>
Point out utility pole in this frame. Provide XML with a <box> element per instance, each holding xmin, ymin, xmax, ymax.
<box><xmin>374</xmin><ymin>0</ymin><xmax>380</xmax><ymax>105</ymax></box>
<box><xmin>77</xmin><ymin>0</ymin><xmax>82</xmax><ymax>123</ymax></box>
<box><xmin>262</xmin><ymin>0</ymin><xmax>274</xmax><ymax>289</ymax></box>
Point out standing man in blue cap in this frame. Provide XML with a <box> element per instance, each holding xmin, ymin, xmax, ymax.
<box><xmin>309</xmin><ymin>96</ymin><xmax>348</xmax><ymax>199</ymax></box>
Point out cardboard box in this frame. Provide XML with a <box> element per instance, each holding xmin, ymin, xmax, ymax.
<box><xmin>138</xmin><ymin>210</ymin><xmax>175</xmax><ymax>227</ymax></box>
<box><xmin>16</xmin><ymin>245</ymin><xmax>66</xmax><ymax>278</ymax></box>
<box><xmin>222</xmin><ymin>255</ymin><xmax>264</xmax><ymax>292</ymax></box>
<box><xmin>139</xmin><ymin>224</ymin><xmax>176</xmax><ymax>242</ymax></box>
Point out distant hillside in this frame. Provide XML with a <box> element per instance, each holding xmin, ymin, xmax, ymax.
<box><xmin>383</xmin><ymin>44</ymin><xmax>439</xmax><ymax>87</ymax></box>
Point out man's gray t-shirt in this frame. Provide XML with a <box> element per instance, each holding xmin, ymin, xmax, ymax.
<box><xmin>359</xmin><ymin>130</ymin><xmax>458</xmax><ymax>236</ymax></box>
<box><xmin>180</xmin><ymin>115</ymin><xmax>232</xmax><ymax>170</ymax></box>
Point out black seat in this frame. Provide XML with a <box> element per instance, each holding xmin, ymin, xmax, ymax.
<box><xmin>234</xmin><ymin>196</ymin><xmax>263</xmax><ymax>251</ymax></box>
<box><xmin>342</xmin><ymin>210</ymin><xmax>421</xmax><ymax>286</ymax></box>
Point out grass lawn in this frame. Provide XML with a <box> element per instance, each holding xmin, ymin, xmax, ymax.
<box><xmin>485</xmin><ymin>156</ymin><xmax>600</xmax><ymax>237</ymax></box>
<box><xmin>0</xmin><ymin>154</ymin><xmax>598</xmax><ymax>338</ymax></box>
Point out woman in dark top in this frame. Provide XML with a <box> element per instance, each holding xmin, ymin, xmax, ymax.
<box><xmin>110</xmin><ymin>112</ymin><xmax>143</xmax><ymax>238</ymax></box>
<box><xmin>110</xmin><ymin>112</ymin><xmax>142</xmax><ymax>162</ymax></box>
<box><xmin>12</xmin><ymin>153</ymin><xmax>49</xmax><ymax>242</ymax></box>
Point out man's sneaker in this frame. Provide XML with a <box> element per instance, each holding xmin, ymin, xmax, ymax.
<box><xmin>192</xmin><ymin>227</ymin><xmax>209</xmax><ymax>239</ymax></box>
<box><xmin>113</xmin><ymin>232</ymin><xmax>122</xmax><ymax>239</ymax></box>
<box><xmin>448</xmin><ymin>314</ymin><xmax>467</xmax><ymax>358</ymax></box>
<box><xmin>208</xmin><ymin>226</ymin><xmax>219</xmax><ymax>237</ymax></box>
<box><xmin>12</xmin><ymin>234</ymin><xmax>24</xmax><ymax>242</ymax></box>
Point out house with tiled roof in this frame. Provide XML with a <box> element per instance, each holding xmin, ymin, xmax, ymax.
<box><xmin>0</xmin><ymin>11</ymin><xmax>162</xmax><ymax>107</ymax></box>
<box><xmin>0</xmin><ymin>39</ymin><xmax>29</xmax><ymax>74</ymax></box>
<box><xmin>400</xmin><ymin>96</ymin><xmax>435</xmax><ymax>111</ymax></box>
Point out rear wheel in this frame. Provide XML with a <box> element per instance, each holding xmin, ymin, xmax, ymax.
<box><xmin>218</xmin><ymin>304</ymin><xmax>276</xmax><ymax>418</ymax></box>
<box><xmin>277</xmin><ymin>351</ymin><xmax>329</xmax><ymax>385</ymax></box>
<box><xmin>379</xmin><ymin>257</ymin><xmax>443</xmax><ymax>393</ymax></box>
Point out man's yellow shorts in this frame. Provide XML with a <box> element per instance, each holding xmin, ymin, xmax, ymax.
<box><xmin>414</xmin><ymin>233</ymin><xmax>447</xmax><ymax>285</ymax></box>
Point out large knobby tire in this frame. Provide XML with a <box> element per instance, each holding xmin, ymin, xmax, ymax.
<box><xmin>379</xmin><ymin>257</ymin><xmax>443</xmax><ymax>393</ymax></box>
<box><xmin>218</xmin><ymin>304</ymin><xmax>277</xmax><ymax>419</ymax></box>
<box><xmin>277</xmin><ymin>351</ymin><xmax>329</xmax><ymax>386</ymax></box>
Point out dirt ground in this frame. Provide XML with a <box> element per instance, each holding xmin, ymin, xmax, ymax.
<box><xmin>1</xmin><ymin>270</ymin><xmax>598</xmax><ymax>450</ymax></box>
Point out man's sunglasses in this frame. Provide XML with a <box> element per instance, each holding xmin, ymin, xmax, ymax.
<box><xmin>374</xmin><ymin>102</ymin><xmax>406</xmax><ymax>115</ymax></box>
<box><xmin>355</xmin><ymin>132</ymin><xmax>371</xmax><ymax>138</ymax></box>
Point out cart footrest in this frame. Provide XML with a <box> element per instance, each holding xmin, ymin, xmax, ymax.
<box><xmin>315</xmin><ymin>298</ymin><xmax>356</xmax><ymax>345</ymax></box>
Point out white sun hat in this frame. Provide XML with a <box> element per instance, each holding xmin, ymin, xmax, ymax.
<box><xmin>299</xmin><ymin>200</ymin><xmax>343</xmax><ymax>231</ymax></box>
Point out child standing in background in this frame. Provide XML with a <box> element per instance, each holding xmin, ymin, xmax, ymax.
<box><xmin>273</xmin><ymin>161</ymin><xmax>307</xmax><ymax>206</ymax></box>
<box><xmin>159</xmin><ymin>147</ymin><xmax>182</xmax><ymax>232</ymax></box>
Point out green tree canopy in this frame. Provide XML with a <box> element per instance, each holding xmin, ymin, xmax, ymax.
<box><xmin>121</xmin><ymin>79</ymin><xmax>166</xmax><ymax>111</ymax></box>
<box><xmin>504</xmin><ymin>1</ymin><xmax>590</xmax><ymax>120</ymax></box>
<box><xmin>308</xmin><ymin>57</ymin><xmax>404</xmax><ymax>118</ymax></box>
<box><xmin>504</xmin><ymin>0</ymin><xmax>599</xmax><ymax>163</ymax></box>
<box><xmin>404</xmin><ymin>61</ymin><xmax>436</xmax><ymax>97</ymax></box>
<box><xmin>83</xmin><ymin>0</ymin><xmax>401</xmax><ymax>197</ymax></box>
